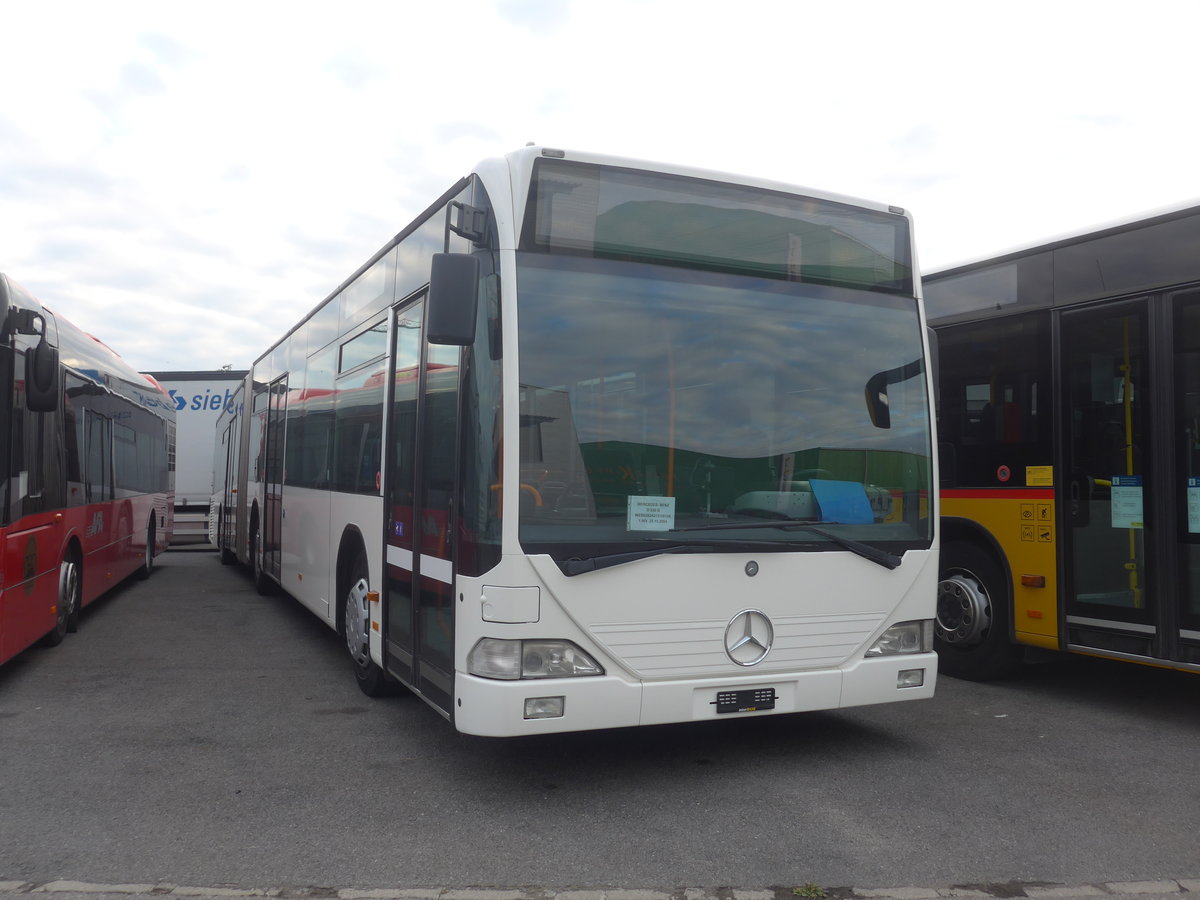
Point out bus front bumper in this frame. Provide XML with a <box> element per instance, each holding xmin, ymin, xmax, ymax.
<box><xmin>453</xmin><ymin>652</ymin><xmax>938</xmax><ymax>737</ymax></box>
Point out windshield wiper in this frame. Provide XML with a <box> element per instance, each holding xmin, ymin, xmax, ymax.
<box><xmin>561</xmin><ymin>535</ymin><xmax>825</xmax><ymax>576</ymax></box>
<box><xmin>669</xmin><ymin>520</ymin><xmax>902</xmax><ymax>570</ymax></box>
<box><xmin>560</xmin><ymin>522</ymin><xmax>903</xmax><ymax>575</ymax></box>
<box><xmin>561</xmin><ymin>543</ymin><xmax>717</xmax><ymax>576</ymax></box>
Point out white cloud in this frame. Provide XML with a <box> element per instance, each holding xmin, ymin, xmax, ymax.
<box><xmin>2</xmin><ymin>0</ymin><xmax>1199</xmax><ymax>371</ymax></box>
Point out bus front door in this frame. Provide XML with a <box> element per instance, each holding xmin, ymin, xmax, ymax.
<box><xmin>220</xmin><ymin>418</ymin><xmax>238</xmax><ymax>552</ymax></box>
<box><xmin>412</xmin><ymin>340</ymin><xmax>460</xmax><ymax>714</ymax></box>
<box><xmin>1060</xmin><ymin>294</ymin><xmax>1200</xmax><ymax>667</ymax></box>
<box><xmin>1171</xmin><ymin>290</ymin><xmax>1200</xmax><ymax>665</ymax></box>
<box><xmin>384</xmin><ymin>302</ymin><xmax>423</xmax><ymax>689</ymax></box>
<box><xmin>383</xmin><ymin>297</ymin><xmax>460</xmax><ymax>714</ymax></box>
<box><xmin>262</xmin><ymin>375</ymin><xmax>287</xmax><ymax>582</ymax></box>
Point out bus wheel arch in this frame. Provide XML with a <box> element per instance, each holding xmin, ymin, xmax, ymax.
<box><xmin>936</xmin><ymin>527</ymin><xmax>1024</xmax><ymax>680</ymax></box>
<box><xmin>336</xmin><ymin>529</ymin><xmax>388</xmax><ymax>697</ymax></box>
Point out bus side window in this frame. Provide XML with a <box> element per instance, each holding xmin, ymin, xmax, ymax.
<box><xmin>85</xmin><ymin>411</ymin><xmax>113</xmax><ymax>504</ymax></box>
<box><xmin>936</xmin><ymin>312</ymin><xmax>1051</xmax><ymax>487</ymax></box>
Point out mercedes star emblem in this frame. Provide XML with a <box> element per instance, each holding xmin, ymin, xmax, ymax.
<box><xmin>724</xmin><ymin>609</ymin><xmax>774</xmax><ymax>666</ymax></box>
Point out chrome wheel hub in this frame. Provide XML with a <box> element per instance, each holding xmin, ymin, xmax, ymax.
<box><xmin>344</xmin><ymin>578</ymin><xmax>371</xmax><ymax>667</ymax></box>
<box><xmin>936</xmin><ymin>572</ymin><xmax>991</xmax><ymax>646</ymax></box>
<box><xmin>58</xmin><ymin>561</ymin><xmax>79</xmax><ymax>625</ymax></box>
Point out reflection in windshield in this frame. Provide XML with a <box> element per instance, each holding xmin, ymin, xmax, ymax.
<box><xmin>515</xmin><ymin>253</ymin><xmax>932</xmax><ymax>558</ymax></box>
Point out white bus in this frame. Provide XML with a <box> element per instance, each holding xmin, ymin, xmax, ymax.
<box><xmin>214</xmin><ymin>147</ymin><xmax>938</xmax><ymax>736</ymax></box>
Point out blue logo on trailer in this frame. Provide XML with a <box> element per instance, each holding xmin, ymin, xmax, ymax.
<box><xmin>168</xmin><ymin>387</ymin><xmax>239</xmax><ymax>414</ymax></box>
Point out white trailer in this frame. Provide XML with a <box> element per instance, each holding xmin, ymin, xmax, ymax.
<box><xmin>148</xmin><ymin>370</ymin><xmax>247</xmax><ymax>544</ymax></box>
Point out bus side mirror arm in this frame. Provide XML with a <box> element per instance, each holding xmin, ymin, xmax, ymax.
<box><xmin>427</xmin><ymin>253</ymin><xmax>480</xmax><ymax>346</ymax></box>
<box><xmin>448</xmin><ymin>201</ymin><xmax>488</xmax><ymax>245</ymax></box>
<box><xmin>11</xmin><ymin>308</ymin><xmax>45</xmax><ymax>336</ymax></box>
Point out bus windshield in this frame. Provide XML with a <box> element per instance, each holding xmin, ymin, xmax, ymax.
<box><xmin>515</xmin><ymin>252</ymin><xmax>933</xmax><ymax>565</ymax></box>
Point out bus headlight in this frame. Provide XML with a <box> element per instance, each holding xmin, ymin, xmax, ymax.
<box><xmin>864</xmin><ymin>620</ymin><xmax>934</xmax><ymax>657</ymax></box>
<box><xmin>468</xmin><ymin>638</ymin><xmax>604</xmax><ymax>680</ymax></box>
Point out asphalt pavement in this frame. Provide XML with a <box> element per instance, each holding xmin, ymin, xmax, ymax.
<box><xmin>1</xmin><ymin>548</ymin><xmax>1196</xmax><ymax>896</ymax></box>
<box><xmin>0</xmin><ymin>878</ymin><xmax>1197</xmax><ymax>900</ymax></box>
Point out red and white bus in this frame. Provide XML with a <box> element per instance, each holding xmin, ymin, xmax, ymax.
<box><xmin>0</xmin><ymin>273</ymin><xmax>175</xmax><ymax>666</ymax></box>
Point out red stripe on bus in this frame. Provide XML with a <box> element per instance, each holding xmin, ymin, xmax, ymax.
<box><xmin>941</xmin><ymin>488</ymin><xmax>1054</xmax><ymax>500</ymax></box>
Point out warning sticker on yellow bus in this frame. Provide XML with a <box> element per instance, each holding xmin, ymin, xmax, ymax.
<box><xmin>1026</xmin><ymin>466</ymin><xmax>1053</xmax><ymax>487</ymax></box>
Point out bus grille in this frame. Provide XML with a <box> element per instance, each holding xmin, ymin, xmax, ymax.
<box><xmin>588</xmin><ymin>612</ymin><xmax>886</xmax><ymax>678</ymax></box>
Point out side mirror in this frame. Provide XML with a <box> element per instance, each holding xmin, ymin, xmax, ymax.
<box><xmin>25</xmin><ymin>337</ymin><xmax>60</xmax><ymax>412</ymax></box>
<box><xmin>0</xmin><ymin>276</ymin><xmax>11</xmax><ymax>340</ymax></box>
<box><xmin>427</xmin><ymin>253</ymin><xmax>480</xmax><ymax>346</ymax></box>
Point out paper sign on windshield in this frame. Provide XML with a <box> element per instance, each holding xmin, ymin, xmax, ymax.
<box><xmin>627</xmin><ymin>496</ymin><xmax>676</xmax><ymax>531</ymax></box>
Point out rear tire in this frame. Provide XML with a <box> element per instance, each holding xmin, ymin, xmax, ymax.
<box><xmin>935</xmin><ymin>541</ymin><xmax>1023</xmax><ymax>680</ymax></box>
<box><xmin>342</xmin><ymin>549</ymin><xmax>388</xmax><ymax>697</ymax></box>
<box><xmin>137</xmin><ymin>517</ymin><xmax>156</xmax><ymax>580</ymax></box>
<box><xmin>219</xmin><ymin>509</ymin><xmax>236</xmax><ymax>565</ymax></box>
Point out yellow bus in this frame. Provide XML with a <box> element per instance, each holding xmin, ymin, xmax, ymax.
<box><xmin>925</xmin><ymin>203</ymin><xmax>1200</xmax><ymax>678</ymax></box>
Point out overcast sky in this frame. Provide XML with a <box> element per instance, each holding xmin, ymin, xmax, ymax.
<box><xmin>3</xmin><ymin>0</ymin><xmax>1198</xmax><ymax>373</ymax></box>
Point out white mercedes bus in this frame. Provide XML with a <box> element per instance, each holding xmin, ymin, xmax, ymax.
<box><xmin>214</xmin><ymin>147</ymin><xmax>938</xmax><ymax>736</ymax></box>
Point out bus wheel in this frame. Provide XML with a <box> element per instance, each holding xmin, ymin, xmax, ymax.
<box><xmin>43</xmin><ymin>552</ymin><xmax>81</xmax><ymax>646</ymax></box>
<box><xmin>218</xmin><ymin>512</ymin><xmax>236</xmax><ymax>566</ymax></box>
<box><xmin>935</xmin><ymin>541</ymin><xmax>1022</xmax><ymax>680</ymax></box>
<box><xmin>342</xmin><ymin>550</ymin><xmax>388</xmax><ymax>697</ymax></box>
<box><xmin>64</xmin><ymin>551</ymin><xmax>82</xmax><ymax>633</ymax></box>
<box><xmin>138</xmin><ymin>517</ymin><xmax>156</xmax><ymax>580</ymax></box>
<box><xmin>251</xmin><ymin>521</ymin><xmax>270</xmax><ymax>595</ymax></box>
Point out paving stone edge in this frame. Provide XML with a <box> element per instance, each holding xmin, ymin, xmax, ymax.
<box><xmin>0</xmin><ymin>880</ymin><xmax>1196</xmax><ymax>900</ymax></box>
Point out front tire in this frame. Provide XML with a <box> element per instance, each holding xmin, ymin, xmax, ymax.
<box><xmin>935</xmin><ymin>541</ymin><xmax>1023</xmax><ymax>680</ymax></box>
<box><xmin>42</xmin><ymin>553</ymin><xmax>81</xmax><ymax>647</ymax></box>
<box><xmin>218</xmin><ymin>508</ymin><xmax>235</xmax><ymax>565</ymax></box>
<box><xmin>342</xmin><ymin>549</ymin><xmax>388</xmax><ymax>697</ymax></box>
<box><xmin>250</xmin><ymin>519</ymin><xmax>271</xmax><ymax>595</ymax></box>
<box><xmin>219</xmin><ymin>516</ymin><xmax>236</xmax><ymax>566</ymax></box>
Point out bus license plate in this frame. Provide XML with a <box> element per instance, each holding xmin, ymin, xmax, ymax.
<box><xmin>714</xmin><ymin>688</ymin><xmax>777</xmax><ymax>714</ymax></box>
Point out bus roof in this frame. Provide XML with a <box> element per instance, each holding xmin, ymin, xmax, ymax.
<box><xmin>925</xmin><ymin>198</ymin><xmax>1200</xmax><ymax>280</ymax></box>
<box><xmin>251</xmin><ymin>147</ymin><xmax>916</xmax><ymax>368</ymax></box>
<box><xmin>2</xmin><ymin>272</ymin><xmax>174</xmax><ymax>420</ymax></box>
<box><xmin>498</xmin><ymin>146</ymin><xmax>911</xmax><ymax>218</ymax></box>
